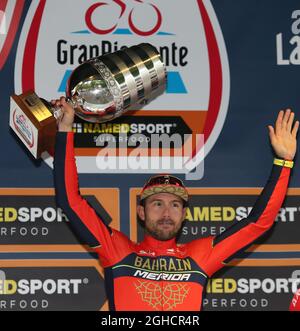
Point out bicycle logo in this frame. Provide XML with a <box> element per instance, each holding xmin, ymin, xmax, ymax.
<box><xmin>85</xmin><ymin>0</ymin><xmax>162</xmax><ymax>36</ymax></box>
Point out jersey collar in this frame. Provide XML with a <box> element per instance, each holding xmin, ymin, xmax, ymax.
<box><xmin>141</xmin><ymin>235</ymin><xmax>177</xmax><ymax>251</ymax></box>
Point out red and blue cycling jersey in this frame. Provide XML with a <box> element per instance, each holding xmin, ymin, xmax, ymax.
<box><xmin>290</xmin><ymin>289</ymin><xmax>300</xmax><ymax>311</ymax></box>
<box><xmin>54</xmin><ymin>132</ymin><xmax>290</xmax><ymax>311</ymax></box>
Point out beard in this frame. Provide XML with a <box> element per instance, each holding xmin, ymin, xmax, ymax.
<box><xmin>145</xmin><ymin>218</ymin><xmax>182</xmax><ymax>241</ymax></box>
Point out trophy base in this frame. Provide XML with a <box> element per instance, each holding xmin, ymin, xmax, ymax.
<box><xmin>10</xmin><ymin>91</ymin><xmax>57</xmax><ymax>159</ymax></box>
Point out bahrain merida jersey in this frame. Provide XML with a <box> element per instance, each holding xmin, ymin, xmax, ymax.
<box><xmin>290</xmin><ymin>289</ymin><xmax>300</xmax><ymax>311</ymax></box>
<box><xmin>54</xmin><ymin>132</ymin><xmax>290</xmax><ymax>311</ymax></box>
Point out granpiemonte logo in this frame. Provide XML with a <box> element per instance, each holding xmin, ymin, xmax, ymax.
<box><xmin>14</xmin><ymin>0</ymin><xmax>230</xmax><ymax>177</ymax></box>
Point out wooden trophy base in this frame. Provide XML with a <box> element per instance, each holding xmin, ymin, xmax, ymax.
<box><xmin>10</xmin><ymin>90</ymin><xmax>57</xmax><ymax>159</ymax></box>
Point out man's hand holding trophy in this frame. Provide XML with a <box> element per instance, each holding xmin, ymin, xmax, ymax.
<box><xmin>9</xmin><ymin>43</ymin><xmax>166</xmax><ymax>158</ymax></box>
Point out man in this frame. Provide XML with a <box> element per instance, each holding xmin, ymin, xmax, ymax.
<box><xmin>53</xmin><ymin>97</ymin><xmax>298</xmax><ymax>311</ymax></box>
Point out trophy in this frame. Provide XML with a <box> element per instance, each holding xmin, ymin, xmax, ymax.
<box><xmin>10</xmin><ymin>43</ymin><xmax>166</xmax><ymax>159</ymax></box>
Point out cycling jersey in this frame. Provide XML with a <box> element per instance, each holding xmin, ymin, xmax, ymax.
<box><xmin>54</xmin><ymin>132</ymin><xmax>290</xmax><ymax>311</ymax></box>
<box><xmin>290</xmin><ymin>289</ymin><xmax>300</xmax><ymax>311</ymax></box>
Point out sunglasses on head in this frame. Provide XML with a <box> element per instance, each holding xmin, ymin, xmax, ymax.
<box><xmin>143</xmin><ymin>175</ymin><xmax>185</xmax><ymax>189</ymax></box>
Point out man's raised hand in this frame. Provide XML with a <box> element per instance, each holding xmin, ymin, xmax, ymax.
<box><xmin>51</xmin><ymin>97</ymin><xmax>75</xmax><ymax>132</ymax></box>
<box><xmin>268</xmin><ymin>109</ymin><xmax>299</xmax><ymax>161</ymax></box>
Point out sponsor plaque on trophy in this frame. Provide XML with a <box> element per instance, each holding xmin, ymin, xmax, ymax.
<box><xmin>10</xmin><ymin>91</ymin><xmax>57</xmax><ymax>158</ymax></box>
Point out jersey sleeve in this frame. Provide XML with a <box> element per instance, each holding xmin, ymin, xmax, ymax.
<box><xmin>53</xmin><ymin>132</ymin><xmax>127</xmax><ymax>265</ymax></box>
<box><xmin>289</xmin><ymin>289</ymin><xmax>300</xmax><ymax>311</ymax></box>
<box><xmin>203</xmin><ymin>164</ymin><xmax>291</xmax><ymax>277</ymax></box>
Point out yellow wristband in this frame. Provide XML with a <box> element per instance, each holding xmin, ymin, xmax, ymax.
<box><xmin>273</xmin><ymin>158</ymin><xmax>294</xmax><ymax>168</ymax></box>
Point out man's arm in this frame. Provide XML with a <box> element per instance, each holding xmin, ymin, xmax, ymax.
<box><xmin>290</xmin><ymin>289</ymin><xmax>300</xmax><ymax>311</ymax></box>
<box><xmin>203</xmin><ymin>163</ymin><xmax>290</xmax><ymax>276</ymax></box>
<box><xmin>52</xmin><ymin>98</ymin><xmax>130</xmax><ymax>266</ymax></box>
<box><xmin>203</xmin><ymin>109</ymin><xmax>298</xmax><ymax>276</ymax></box>
<box><xmin>54</xmin><ymin>131</ymin><xmax>113</xmax><ymax>249</ymax></box>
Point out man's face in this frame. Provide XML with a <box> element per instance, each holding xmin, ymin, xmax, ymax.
<box><xmin>137</xmin><ymin>193</ymin><xmax>187</xmax><ymax>241</ymax></box>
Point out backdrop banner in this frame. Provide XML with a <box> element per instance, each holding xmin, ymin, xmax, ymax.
<box><xmin>1</xmin><ymin>0</ymin><xmax>300</xmax><ymax>311</ymax></box>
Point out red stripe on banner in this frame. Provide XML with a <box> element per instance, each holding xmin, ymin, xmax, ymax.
<box><xmin>21</xmin><ymin>0</ymin><xmax>46</xmax><ymax>91</ymax></box>
<box><xmin>0</xmin><ymin>0</ymin><xmax>25</xmax><ymax>70</ymax></box>
<box><xmin>186</xmin><ymin>0</ymin><xmax>223</xmax><ymax>163</ymax></box>
<box><xmin>0</xmin><ymin>0</ymin><xmax>8</xmax><ymax>12</ymax></box>
<box><xmin>198</xmin><ymin>0</ymin><xmax>223</xmax><ymax>143</ymax></box>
